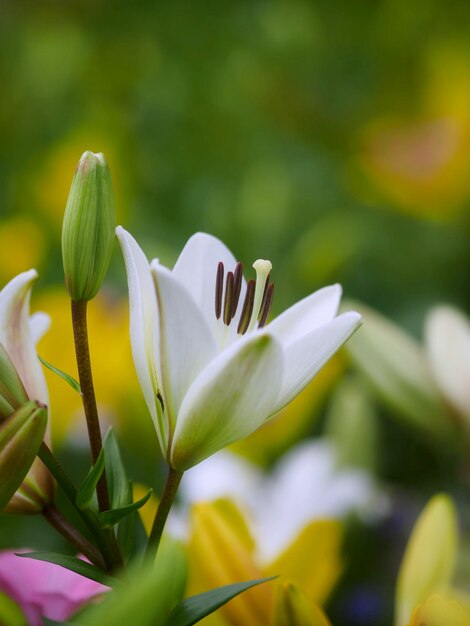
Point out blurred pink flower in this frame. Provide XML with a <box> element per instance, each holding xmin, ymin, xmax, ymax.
<box><xmin>0</xmin><ymin>550</ymin><xmax>108</xmax><ymax>625</ymax></box>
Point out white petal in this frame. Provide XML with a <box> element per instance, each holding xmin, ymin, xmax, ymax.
<box><xmin>266</xmin><ymin>284</ymin><xmax>342</xmax><ymax>348</ymax></box>
<box><xmin>116</xmin><ymin>227</ymin><xmax>166</xmax><ymax>449</ymax></box>
<box><xmin>30</xmin><ymin>312</ymin><xmax>51</xmax><ymax>344</ymax></box>
<box><xmin>0</xmin><ymin>270</ymin><xmax>48</xmax><ymax>405</ymax></box>
<box><xmin>172</xmin><ymin>232</ymin><xmax>246</xmax><ymax>344</ymax></box>
<box><xmin>151</xmin><ymin>260</ymin><xmax>217</xmax><ymax>428</ymax></box>
<box><xmin>425</xmin><ymin>306</ymin><xmax>470</xmax><ymax>423</ymax></box>
<box><xmin>170</xmin><ymin>332</ymin><xmax>283</xmax><ymax>470</ymax></box>
<box><xmin>272</xmin><ymin>311</ymin><xmax>362</xmax><ymax>413</ymax></box>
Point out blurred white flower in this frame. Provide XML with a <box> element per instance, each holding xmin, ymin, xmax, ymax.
<box><xmin>177</xmin><ymin>440</ymin><xmax>383</xmax><ymax>563</ymax></box>
<box><xmin>426</xmin><ymin>305</ymin><xmax>470</xmax><ymax>426</ymax></box>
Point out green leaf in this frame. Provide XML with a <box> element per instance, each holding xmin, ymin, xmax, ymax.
<box><xmin>103</xmin><ymin>428</ymin><xmax>130</xmax><ymax>510</ymax></box>
<box><xmin>38</xmin><ymin>356</ymin><xmax>81</xmax><ymax>394</ymax></box>
<box><xmin>16</xmin><ymin>552</ymin><xmax>117</xmax><ymax>587</ymax></box>
<box><xmin>166</xmin><ymin>577</ymin><xmax>276</xmax><ymax>626</ymax></box>
<box><xmin>117</xmin><ymin>489</ymin><xmax>149</xmax><ymax>563</ymax></box>
<box><xmin>76</xmin><ymin>449</ymin><xmax>105</xmax><ymax>510</ymax></box>
<box><xmin>78</xmin><ymin>541</ymin><xmax>187</xmax><ymax>626</ymax></box>
<box><xmin>98</xmin><ymin>489</ymin><xmax>152</xmax><ymax>528</ymax></box>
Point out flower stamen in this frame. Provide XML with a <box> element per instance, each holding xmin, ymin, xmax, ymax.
<box><xmin>258</xmin><ymin>283</ymin><xmax>274</xmax><ymax>328</ymax></box>
<box><xmin>237</xmin><ymin>280</ymin><xmax>255</xmax><ymax>335</ymax></box>
<box><xmin>214</xmin><ymin>259</ymin><xmax>274</xmax><ymax>333</ymax></box>
<box><xmin>223</xmin><ymin>272</ymin><xmax>234</xmax><ymax>325</ymax></box>
<box><xmin>215</xmin><ymin>261</ymin><xmax>224</xmax><ymax>320</ymax></box>
<box><xmin>231</xmin><ymin>262</ymin><xmax>243</xmax><ymax>319</ymax></box>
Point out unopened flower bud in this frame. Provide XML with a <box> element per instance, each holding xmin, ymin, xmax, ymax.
<box><xmin>62</xmin><ymin>151</ymin><xmax>115</xmax><ymax>301</ymax></box>
<box><xmin>0</xmin><ymin>343</ymin><xmax>29</xmax><ymax>419</ymax></box>
<box><xmin>0</xmin><ymin>400</ymin><xmax>47</xmax><ymax>512</ymax></box>
<box><xmin>395</xmin><ymin>494</ymin><xmax>457</xmax><ymax>626</ymax></box>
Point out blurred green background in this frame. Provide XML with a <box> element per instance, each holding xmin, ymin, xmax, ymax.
<box><xmin>1</xmin><ymin>1</ymin><xmax>470</xmax><ymax>625</ymax></box>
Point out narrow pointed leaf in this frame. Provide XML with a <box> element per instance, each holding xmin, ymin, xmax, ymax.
<box><xmin>38</xmin><ymin>355</ymin><xmax>81</xmax><ymax>394</ymax></box>
<box><xmin>16</xmin><ymin>552</ymin><xmax>117</xmax><ymax>586</ymax></box>
<box><xmin>98</xmin><ymin>490</ymin><xmax>153</xmax><ymax>528</ymax></box>
<box><xmin>76</xmin><ymin>449</ymin><xmax>105</xmax><ymax>510</ymax></box>
<box><xmin>166</xmin><ymin>577</ymin><xmax>276</xmax><ymax>626</ymax></box>
<box><xmin>103</xmin><ymin>428</ymin><xmax>130</xmax><ymax>510</ymax></box>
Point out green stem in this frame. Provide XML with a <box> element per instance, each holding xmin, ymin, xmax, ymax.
<box><xmin>146</xmin><ymin>467</ymin><xmax>183</xmax><ymax>560</ymax></box>
<box><xmin>42</xmin><ymin>503</ymin><xmax>107</xmax><ymax>570</ymax></box>
<box><xmin>68</xmin><ymin>299</ymin><xmax>123</xmax><ymax>571</ymax></box>
<box><xmin>38</xmin><ymin>442</ymin><xmax>120</xmax><ymax>572</ymax></box>
<box><xmin>71</xmin><ymin>299</ymin><xmax>109</xmax><ymax>513</ymax></box>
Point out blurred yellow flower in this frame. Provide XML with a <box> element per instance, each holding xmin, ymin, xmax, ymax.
<box><xmin>275</xmin><ymin>581</ymin><xmax>332</xmax><ymax>626</ymax></box>
<box><xmin>186</xmin><ymin>500</ymin><xmax>341</xmax><ymax>626</ymax></box>
<box><xmin>33</xmin><ymin>288</ymin><xmax>140</xmax><ymax>443</ymax></box>
<box><xmin>395</xmin><ymin>494</ymin><xmax>470</xmax><ymax>626</ymax></box>
<box><xmin>407</xmin><ymin>595</ymin><xmax>470</xmax><ymax>626</ymax></box>
<box><xmin>356</xmin><ymin>46</ymin><xmax>470</xmax><ymax>218</ymax></box>
<box><xmin>0</xmin><ymin>219</ymin><xmax>45</xmax><ymax>283</ymax></box>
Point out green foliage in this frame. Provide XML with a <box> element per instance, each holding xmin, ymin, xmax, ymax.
<box><xmin>97</xmin><ymin>489</ymin><xmax>152</xmax><ymax>528</ymax></box>
<box><xmin>166</xmin><ymin>578</ymin><xmax>276</xmax><ymax>626</ymax></box>
<box><xmin>78</xmin><ymin>536</ymin><xmax>187</xmax><ymax>626</ymax></box>
<box><xmin>17</xmin><ymin>552</ymin><xmax>118</xmax><ymax>587</ymax></box>
<box><xmin>38</xmin><ymin>356</ymin><xmax>81</xmax><ymax>394</ymax></box>
<box><xmin>76</xmin><ymin>449</ymin><xmax>105</xmax><ymax>510</ymax></box>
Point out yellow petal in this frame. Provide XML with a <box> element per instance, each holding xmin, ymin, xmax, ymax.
<box><xmin>265</xmin><ymin>520</ymin><xmax>343</xmax><ymax>605</ymax></box>
<box><xmin>187</xmin><ymin>501</ymin><xmax>274</xmax><ymax>626</ymax></box>
<box><xmin>275</xmin><ymin>581</ymin><xmax>332</xmax><ymax>626</ymax></box>
<box><xmin>407</xmin><ymin>595</ymin><xmax>470</xmax><ymax>626</ymax></box>
<box><xmin>396</xmin><ymin>494</ymin><xmax>458</xmax><ymax>626</ymax></box>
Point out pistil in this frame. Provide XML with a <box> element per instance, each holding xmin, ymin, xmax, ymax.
<box><xmin>247</xmin><ymin>260</ymin><xmax>272</xmax><ymax>332</ymax></box>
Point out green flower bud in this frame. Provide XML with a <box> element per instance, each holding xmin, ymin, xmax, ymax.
<box><xmin>0</xmin><ymin>400</ymin><xmax>47</xmax><ymax>512</ymax></box>
<box><xmin>0</xmin><ymin>343</ymin><xmax>28</xmax><ymax>419</ymax></box>
<box><xmin>62</xmin><ymin>151</ymin><xmax>116</xmax><ymax>301</ymax></box>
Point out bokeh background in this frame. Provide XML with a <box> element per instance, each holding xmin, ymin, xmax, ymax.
<box><xmin>1</xmin><ymin>1</ymin><xmax>470</xmax><ymax>625</ymax></box>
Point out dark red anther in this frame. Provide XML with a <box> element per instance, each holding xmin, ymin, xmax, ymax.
<box><xmin>223</xmin><ymin>272</ymin><xmax>234</xmax><ymax>325</ymax></box>
<box><xmin>258</xmin><ymin>272</ymin><xmax>271</xmax><ymax>320</ymax></box>
<box><xmin>215</xmin><ymin>262</ymin><xmax>224</xmax><ymax>320</ymax></box>
<box><xmin>231</xmin><ymin>262</ymin><xmax>243</xmax><ymax>319</ymax></box>
<box><xmin>258</xmin><ymin>283</ymin><xmax>274</xmax><ymax>328</ymax></box>
<box><xmin>237</xmin><ymin>279</ymin><xmax>256</xmax><ymax>335</ymax></box>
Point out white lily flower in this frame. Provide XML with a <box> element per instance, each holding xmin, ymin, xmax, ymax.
<box><xmin>117</xmin><ymin>228</ymin><xmax>361</xmax><ymax>470</ymax></box>
<box><xmin>0</xmin><ymin>270</ymin><xmax>49</xmax><ymax>405</ymax></box>
<box><xmin>0</xmin><ymin>270</ymin><xmax>54</xmax><ymax>513</ymax></box>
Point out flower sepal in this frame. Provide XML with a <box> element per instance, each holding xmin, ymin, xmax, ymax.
<box><xmin>0</xmin><ymin>400</ymin><xmax>47</xmax><ymax>513</ymax></box>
